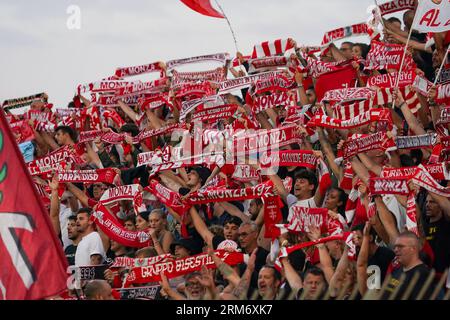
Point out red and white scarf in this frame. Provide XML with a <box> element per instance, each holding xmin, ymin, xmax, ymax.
<box><xmin>218</xmin><ymin>71</ymin><xmax>284</xmax><ymax>94</ymax></box>
<box><xmin>251</xmin><ymin>38</ymin><xmax>296</xmax><ymax>59</ymax></box>
<box><xmin>322</xmin><ymin>87</ymin><xmax>375</xmax><ymax>105</ymax></box>
<box><xmin>252</xmin><ymin>74</ymin><xmax>296</xmax><ymax>95</ymax></box>
<box><xmin>321</xmin><ymin>23</ymin><xmax>369</xmax><ymax>46</ymax></box>
<box><xmin>192</xmin><ymin>104</ymin><xmax>238</xmax><ymax>122</ymax></box>
<box><xmin>147</xmin><ymin>180</ymin><xmax>189</xmax><ymax>216</ymax></box>
<box><xmin>233</xmin><ymin>124</ymin><xmax>303</xmax><ymax>156</ymax></box>
<box><xmin>251</xmin><ymin>90</ymin><xmax>298</xmax><ymax>114</ymax></box>
<box><xmin>115</xmin><ymin>78</ymin><xmax>169</xmax><ymax>97</ymax></box>
<box><xmin>231</xmin><ymin>165</ymin><xmax>261</xmax><ymax>182</ymax></box>
<box><xmin>111</xmin><ymin>254</ymin><xmax>172</xmax><ymax>268</ymax></box>
<box><xmin>380</xmin><ymin>163</ymin><xmax>450</xmax><ymax>181</ymax></box>
<box><xmin>436</xmin><ymin>83</ymin><xmax>450</xmax><ymax>105</ymax></box>
<box><xmin>248</xmin><ymin>56</ymin><xmax>288</xmax><ymax>73</ymax></box>
<box><xmin>77</xmin><ymin>81</ymin><xmax>136</xmax><ymax>95</ymax></box>
<box><xmin>379</xmin><ymin>0</ymin><xmax>416</xmax><ymax>16</ymax></box>
<box><xmin>115</xmin><ymin>61</ymin><xmax>165</xmax><ymax>78</ymax></box>
<box><xmin>185</xmin><ymin>181</ymin><xmax>275</xmax><ymax>205</ymax></box>
<box><xmin>99</xmin><ymin>184</ymin><xmax>141</xmax><ymax>205</ymax></box>
<box><xmin>307</xmin><ymin>108</ymin><xmax>391</xmax><ymax>130</ymax></box>
<box><xmin>124</xmin><ymin>250</ymin><xmax>245</xmax><ymax>286</ymax></box>
<box><xmin>103</xmin><ymin>109</ymin><xmax>126</xmax><ymax>127</ymax></box>
<box><xmin>332</xmin><ymin>100</ymin><xmax>372</xmax><ymax>120</ymax></box>
<box><xmin>9</xmin><ymin>120</ymin><xmax>35</xmax><ymax>144</ymax></box>
<box><xmin>259</xmin><ymin>150</ymin><xmax>319</xmax><ymax>169</ymax></box>
<box><xmin>91</xmin><ymin>204</ymin><xmax>151</xmax><ymax>248</ymax></box>
<box><xmin>306</xmin><ymin>58</ymin><xmax>353</xmax><ymax>79</ymax></box>
<box><xmin>171</xmin><ymin>68</ymin><xmax>226</xmax><ymax>89</ymax></box>
<box><xmin>57</xmin><ymin>168</ymin><xmax>119</xmax><ymax>184</ymax></box>
<box><xmin>342</xmin><ymin>132</ymin><xmax>397</xmax><ymax>160</ymax></box>
<box><xmin>366</xmin><ymin>70</ymin><xmax>415</xmax><ymax>88</ymax></box>
<box><xmin>365</xmin><ymin>41</ymin><xmax>415</xmax><ymax>71</ymax></box>
<box><xmin>166</xmin><ymin>53</ymin><xmax>230</xmax><ymax>72</ymax></box>
<box><xmin>27</xmin><ymin>146</ymin><xmax>82</xmax><ymax>176</ymax></box>
<box><xmin>175</xmin><ymin>81</ymin><xmax>216</xmax><ymax>99</ymax></box>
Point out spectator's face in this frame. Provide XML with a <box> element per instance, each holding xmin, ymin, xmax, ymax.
<box><xmin>303</xmin><ymin>273</ymin><xmax>325</xmax><ymax>299</ymax></box>
<box><xmin>135</xmin><ymin>215</ymin><xmax>149</xmax><ymax>231</ymax></box>
<box><xmin>149</xmin><ymin>212</ymin><xmax>164</xmax><ymax>231</ymax></box>
<box><xmin>55</xmin><ymin>130</ymin><xmax>68</xmax><ymax>146</ymax></box>
<box><xmin>425</xmin><ymin>195</ymin><xmax>442</xmax><ymax>220</ymax></box>
<box><xmin>352</xmin><ymin>46</ymin><xmax>362</xmax><ymax>59</ymax></box>
<box><xmin>258</xmin><ymin>267</ymin><xmax>279</xmax><ymax>298</ymax></box>
<box><xmin>352</xmin><ymin>230</ymin><xmax>363</xmax><ymax>248</ymax></box>
<box><xmin>394</xmin><ymin>237</ymin><xmax>417</xmax><ymax>266</ymax></box>
<box><xmin>175</xmin><ymin>245</ymin><xmax>190</xmax><ymax>259</ymax></box>
<box><xmin>340</xmin><ymin>44</ymin><xmax>353</xmax><ymax>60</ymax></box>
<box><xmin>67</xmin><ymin>220</ymin><xmax>79</xmax><ymax>240</ymax></box>
<box><xmin>249</xmin><ymin>200</ymin><xmax>260</xmax><ymax>217</ymax></box>
<box><xmin>185</xmin><ymin>277</ymin><xmax>205</xmax><ymax>300</ymax></box>
<box><xmin>306</xmin><ymin>89</ymin><xmax>316</xmax><ymax>105</ymax></box>
<box><xmin>238</xmin><ymin>225</ymin><xmax>257</xmax><ymax>252</ymax></box>
<box><xmin>110</xmin><ymin>240</ymin><xmax>122</xmax><ymax>252</ymax></box>
<box><xmin>224</xmin><ymin>223</ymin><xmax>239</xmax><ymax>241</ymax></box>
<box><xmin>124</xmin><ymin>220</ymin><xmax>136</xmax><ymax>231</ymax></box>
<box><xmin>324</xmin><ymin>189</ymin><xmax>342</xmax><ymax>211</ymax></box>
<box><xmin>76</xmin><ymin>212</ymin><xmax>90</xmax><ymax>234</ymax></box>
<box><xmin>187</xmin><ymin>171</ymin><xmax>200</xmax><ymax>188</ymax></box>
<box><xmin>92</xmin><ymin>184</ymin><xmax>106</xmax><ymax>199</ymax></box>
<box><xmin>294</xmin><ymin>178</ymin><xmax>314</xmax><ymax>198</ymax></box>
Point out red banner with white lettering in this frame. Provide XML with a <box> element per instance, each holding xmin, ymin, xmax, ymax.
<box><xmin>0</xmin><ymin>109</ymin><xmax>68</xmax><ymax>299</ymax></box>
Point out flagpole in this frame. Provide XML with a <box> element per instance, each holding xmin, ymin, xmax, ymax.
<box><xmin>432</xmin><ymin>44</ymin><xmax>450</xmax><ymax>86</ymax></box>
<box><xmin>214</xmin><ymin>0</ymin><xmax>240</xmax><ymax>53</ymax></box>
<box><xmin>391</xmin><ymin>12</ymin><xmax>417</xmax><ymax>108</ymax></box>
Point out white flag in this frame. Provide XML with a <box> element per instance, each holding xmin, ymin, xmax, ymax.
<box><xmin>412</xmin><ymin>0</ymin><xmax>450</xmax><ymax>33</ymax></box>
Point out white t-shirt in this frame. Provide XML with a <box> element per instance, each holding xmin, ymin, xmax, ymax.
<box><xmin>59</xmin><ymin>204</ymin><xmax>74</xmax><ymax>250</ymax></box>
<box><xmin>287</xmin><ymin>194</ymin><xmax>317</xmax><ymax>209</ymax></box>
<box><xmin>75</xmin><ymin>232</ymin><xmax>105</xmax><ymax>266</ymax></box>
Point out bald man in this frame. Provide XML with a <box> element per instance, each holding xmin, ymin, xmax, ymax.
<box><xmin>84</xmin><ymin>280</ymin><xmax>115</xmax><ymax>300</ymax></box>
<box><xmin>381</xmin><ymin>232</ymin><xmax>436</xmax><ymax>300</ymax></box>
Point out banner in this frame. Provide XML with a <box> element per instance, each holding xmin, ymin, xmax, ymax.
<box><xmin>0</xmin><ymin>109</ymin><xmax>68</xmax><ymax>299</ymax></box>
<box><xmin>412</xmin><ymin>0</ymin><xmax>450</xmax><ymax>33</ymax></box>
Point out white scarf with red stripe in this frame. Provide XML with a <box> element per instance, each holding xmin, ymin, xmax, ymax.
<box><xmin>365</xmin><ymin>40</ymin><xmax>415</xmax><ymax>71</ymax></box>
<box><xmin>166</xmin><ymin>53</ymin><xmax>230</xmax><ymax>72</ymax></box>
<box><xmin>251</xmin><ymin>38</ymin><xmax>296</xmax><ymax>59</ymax></box>
<box><xmin>342</xmin><ymin>132</ymin><xmax>397</xmax><ymax>160</ymax></box>
<box><xmin>115</xmin><ymin>61</ymin><xmax>165</xmax><ymax>78</ymax></box>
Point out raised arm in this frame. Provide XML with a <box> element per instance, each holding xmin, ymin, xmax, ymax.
<box><xmin>188</xmin><ymin>206</ymin><xmax>214</xmax><ymax>248</ymax></box>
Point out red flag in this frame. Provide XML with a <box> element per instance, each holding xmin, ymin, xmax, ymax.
<box><xmin>0</xmin><ymin>109</ymin><xmax>68</xmax><ymax>300</ymax></box>
<box><xmin>180</xmin><ymin>0</ymin><xmax>225</xmax><ymax>18</ymax></box>
<box><xmin>315</xmin><ymin>65</ymin><xmax>358</xmax><ymax>103</ymax></box>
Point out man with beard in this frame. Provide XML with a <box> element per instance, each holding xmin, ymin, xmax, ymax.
<box><xmin>74</xmin><ymin>208</ymin><xmax>106</xmax><ymax>266</ymax></box>
<box><xmin>65</xmin><ymin>215</ymin><xmax>81</xmax><ymax>266</ymax></box>
<box><xmin>257</xmin><ymin>266</ymin><xmax>282</xmax><ymax>300</ymax></box>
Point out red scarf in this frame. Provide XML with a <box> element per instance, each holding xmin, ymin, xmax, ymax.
<box><xmin>233</xmin><ymin>124</ymin><xmax>303</xmax><ymax>156</ymax></box>
<box><xmin>218</xmin><ymin>71</ymin><xmax>284</xmax><ymax>94</ymax></box>
<box><xmin>9</xmin><ymin>120</ymin><xmax>35</xmax><ymax>144</ymax></box>
<box><xmin>115</xmin><ymin>62</ymin><xmax>164</xmax><ymax>78</ymax></box>
<box><xmin>111</xmin><ymin>254</ymin><xmax>172</xmax><ymax>268</ymax></box>
<box><xmin>252</xmin><ymin>75</ymin><xmax>296</xmax><ymax>95</ymax></box>
<box><xmin>380</xmin><ymin>163</ymin><xmax>450</xmax><ymax>181</ymax></box>
<box><xmin>99</xmin><ymin>184</ymin><xmax>141</xmax><ymax>205</ymax></box>
<box><xmin>342</xmin><ymin>132</ymin><xmax>396</xmax><ymax>160</ymax></box>
<box><xmin>124</xmin><ymin>250</ymin><xmax>245</xmax><ymax>286</ymax></box>
<box><xmin>248</xmin><ymin>56</ymin><xmax>288</xmax><ymax>73</ymax></box>
<box><xmin>307</xmin><ymin>108</ymin><xmax>391</xmax><ymax>130</ymax></box>
<box><xmin>379</xmin><ymin>0</ymin><xmax>416</xmax><ymax>16</ymax></box>
<box><xmin>321</xmin><ymin>23</ymin><xmax>368</xmax><ymax>45</ymax></box>
<box><xmin>366</xmin><ymin>70</ymin><xmax>415</xmax><ymax>88</ymax></box>
<box><xmin>115</xmin><ymin>78</ymin><xmax>169</xmax><ymax>97</ymax></box>
<box><xmin>306</xmin><ymin>58</ymin><xmax>353</xmax><ymax>79</ymax></box>
<box><xmin>185</xmin><ymin>181</ymin><xmax>275</xmax><ymax>205</ymax></box>
<box><xmin>57</xmin><ymin>168</ymin><xmax>119</xmax><ymax>184</ymax></box>
<box><xmin>259</xmin><ymin>150</ymin><xmax>319</xmax><ymax>169</ymax></box>
<box><xmin>314</xmin><ymin>64</ymin><xmax>358</xmax><ymax>102</ymax></box>
<box><xmin>192</xmin><ymin>104</ymin><xmax>238</xmax><ymax>122</ymax></box>
<box><xmin>436</xmin><ymin>83</ymin><xmax>450</xmax><ymax>105</ymax></box>
<box><xmin>77</xmin><ymin>81</ymin><xmax>135</xmax><ymax>95</ymax></box>
<box><xmin>322</xmin><ymin>87</ymin><xmax>375</xmax><ymax>104</ymax></box>
<box><xmin>147</xmin><ymin>180</ymin><xmax>189</xmax><ymax>216</ymax></box>
<box><xmin>251</xmin><ymin>90</ymin><xmax>297</xmax><ymax>114</ymax></box>
<box><xmin>91</xmin><ymin>203</ymin><xmax>152</xmax><ymax>248</ymax></box>
<box><xmin>171</xmin><ymin>68</ymin><xmax>226</xmax><ymax>89</ymax></box>
<box><xmin>27</xmin><ymin>145</ymin><xmax>82</xmax><ymax>176</ymax></box>
<box><xmin>365</xmin><ymin>40</ymin><xmax>415</xmax><ymax>71</ymax></box>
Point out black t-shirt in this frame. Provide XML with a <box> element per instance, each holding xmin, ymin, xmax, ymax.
<box><xmin>381</xmin><ymin>263</ymin><xmax>434</xmax><ymax>300</ymax></box>
<box><xmin>424</xmin><ymin>217</ymin><xmax>450</xmax><ymax>273</ymax></box>
<box><xmin>368</xmin><ymin>246</ymin><xmax>395</xmax><ymax>282</ymax></box>
<box><xmin>64</xmin><ymin>245</ymin><xmax>77</xmax><ymax>266</ymax></box>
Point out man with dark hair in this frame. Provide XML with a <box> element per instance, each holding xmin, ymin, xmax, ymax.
<box><xmin>382</xmin><ymin>231</ymin><xmax>436</xmax><ymax>299</ymax></box>
<box><xmin>340</xmin><ymin>41</ymin><xmax>354</xmax><ymax>60</ymax></box>
<box><xmin>258</xmin><ymin>265</ymin><xmax>282</xmax><ymax>300</ymax></box>
<box><xmin>65</xmin><ymin>215</ymin><xmax>81</xmax><ymax>266</ymax></box>
<box><xmin>222</xmin><ymin>216</ymin><xmax>242</xmax><ymax>242</ymax></box>
<box><xmin>55</xmin><ymin>125</ymin><xmax>77</xmax><ymax>146</ymax></box>
<box><xmin>75</xmin><ymin>208</ymin><xmax>106</xmax><ymax>266</ymax></box>
<box><xmin>84</xmin><ymin>280</ymin><xmax>114</xmax><ymax>300</ymax></box>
